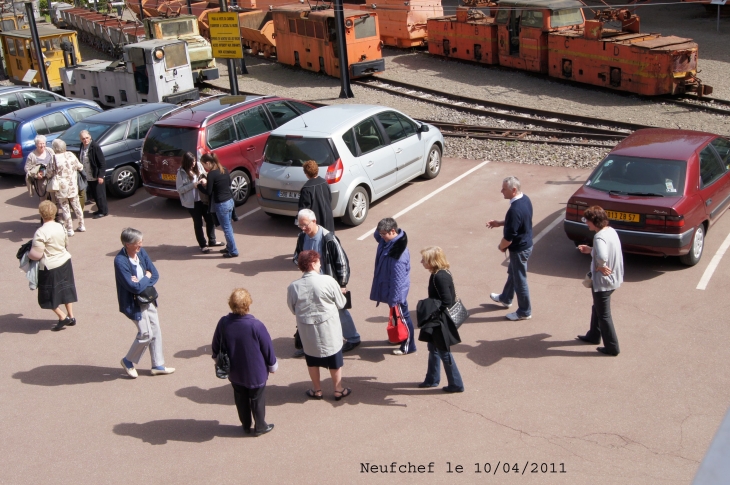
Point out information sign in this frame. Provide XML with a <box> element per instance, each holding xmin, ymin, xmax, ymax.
<box><xmin>22</xmin><ymin>69</ymin><xmax>37</xmax><ymax>84</ymax></box>
<box><xmin>208</xmin><ymin>12</ymin><xmax>243</xmax><ymax>58</ymax></box>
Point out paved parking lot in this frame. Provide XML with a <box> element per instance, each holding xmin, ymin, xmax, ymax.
<box><xmin>1</xmin><ymin>158</ymin><xmax>729</xmax><ymax>484</ymax></box>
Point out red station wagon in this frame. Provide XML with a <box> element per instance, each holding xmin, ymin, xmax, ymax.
<box><xmin>141</xmin><ymin>95</ymin><xmax>315</xmax><ymax>205</ymax></box>
<box><xmin>564</xmin><ymin>129</ymin><xmax>730</xmax><ymax>266</ymax></box>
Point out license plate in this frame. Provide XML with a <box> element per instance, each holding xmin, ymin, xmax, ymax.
<box><xmin>278</xmin><ymin>190</ymin><xmax>299</xmax><ymax>199</ymax></box>
<box><xmin>606</xmin><ymin>210</ymin><xmax>640</xmax><ymax>223</ymax></box>
<box><xmin>161</xmin><ymin>173</ymin><xmax>176</xmax><ymax>181</ymax></box>
<box><xmin>0</xmin><ymin>149</ymin><xmax>3</xmax><ymax>155</ymax></box>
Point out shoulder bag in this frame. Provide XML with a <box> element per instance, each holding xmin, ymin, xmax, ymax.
<box><xmin>77</xmin><ymin>168</ymin><xmax>88</xmax><ymax>192</ymax></box>
<box><xmin>387</xmin><ymin>305</ymin><xmax>409</xmax><ymax>344</ymax></box>
<box><xmin>47</xmin><ymin>156</ymin><xmax>60</xmax><ymax>192</ymax></box>
<box><xmin>215</xmin><ymin>325</ymin><xmax>230</xmax><ymax>379</ymax></box>
<box><xmin>582</xmin><ymin>271</ymin><xmax>593</xmax><ymax>289</ymax></box>
<box><xmin>434</xmin><ymin>270</ymin><xmax>468</xmax><ymax>328</ymax></box>
<box><xmin>135</xmin><ymin>285</ymin><xmax>158</xmax><ymax>304</ymax></box>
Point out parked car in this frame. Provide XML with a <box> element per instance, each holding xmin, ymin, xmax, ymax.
<box><xmin>141</xmin><ymin>94</ymin><xmax>316</xmax><ymax>206</ymax></box>
<box><xmin>564</xmin><ymin>128</ymin><xmax>730</xmax><ymax>266</ymax></box>
<box><xmin>0</xmin><ymin>86</ymin><xmax>100</xmax><ymax>117</ymax></box>
<box><xmin>0</xmin><ymin>101</ymin><xmax>103</xmax><ymax>175</ymax></box>
<box><xmin>57</xmin><ymin>103</ymin><xmax>176</xmax><ymax>198</ymax></box>
<box><xmin>256</xmin><ymin>104</ymin><xmax>444</xmax><ymax>226</ymax></box>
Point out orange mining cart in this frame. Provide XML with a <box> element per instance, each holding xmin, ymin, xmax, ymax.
<box><xmin>358</xmin><ymin>0</ymin><xmax>443</xmax><ymax>47</ymax></box>
<box><xmin>271</xmin><ymin>4</ymin><xmax>384</xmax><ymax>78</ymax></box>
<box><xmin>427</xmin><ymin>6</ymin><xmax>499</xmax><ymax>64</ymax></box>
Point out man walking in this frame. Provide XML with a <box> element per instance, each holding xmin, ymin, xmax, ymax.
<box><xmin>487</xmin><ymin>176</ymin><xmax>533</xmax><ymax>321</ymax></box>
<box><xmin>79</xmin><ymin>130</ymin><xmax>108</xmax><ymax>219</ymax></box>
<box><xmin>370</xmin><ymin>218</ymin><xmax>416</xmax><ymax>355</ymax></box>
<box><xmin>293</xmin><ymin>209</ymin><xmax>361</xmax><ymax>354</ymax></box>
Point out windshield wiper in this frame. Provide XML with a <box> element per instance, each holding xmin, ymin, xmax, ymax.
<box><xmin>626</xmin><ymin>192</ymin><xmax>665</xmax><ymax>197</ymax></box>
<box><xmin>608</xmin><ymin>190</ymin><xmax>627</xmax><ymax>196</ymax></box>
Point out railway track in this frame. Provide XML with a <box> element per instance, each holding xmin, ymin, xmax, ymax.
<box><xmin>661</xmin><ymin>95</ymin><xmax>730</xmax><ymax>116</ymax></box>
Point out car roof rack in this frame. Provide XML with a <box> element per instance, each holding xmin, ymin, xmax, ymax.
<box><xmin>158</xmin><ymin>93</ymin><xmax>227</xmax><ymax>121</ymax></box>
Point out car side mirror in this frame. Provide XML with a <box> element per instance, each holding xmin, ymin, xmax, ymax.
<box><xmin>418</xmin><ymin>124</ymin><xmax>429</xmax><ymax>133</ymax></box>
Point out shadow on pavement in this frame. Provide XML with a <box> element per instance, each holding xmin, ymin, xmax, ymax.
<box><xmin>173</xmin><ymin>345</ymin><xmax>209</xmax><ymax>359</ymax></box>
<box><xmin>217</xmin><ymin>254</ymin><xmax>295</xmax><ymax>276</ymax></box>
<box><xmin>0</xmin><ymin>220</ymin><xmax>40</xmax><ymax>243</ymax></box>
<box><xmin>113</xmin><ymin>419</ymin><xmax>244</xmax><ymax>445</ymax></box>
<box><xmin>13</xmin><ymin>365</ymin><xmax>124</xmax><ymax>386</ymax></box>
<box><xmin>0</xmin><ymin>313</ymin><xmax>53</xmax><ymax>334</ymax></box>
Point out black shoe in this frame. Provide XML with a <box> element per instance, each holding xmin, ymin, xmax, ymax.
<box><xmin>93</xmin><ymin>213</ymin><xmax>107</xmax><ymax>219</ymax></box>
<box><xmin>209</xmin><ymin>241</ymin><xmax>225</xmax><ymax>248</ymax></box>
<box><xmin>418</xmin><ymin>382</ymin><xmax>438</xmax><ymax>388</ymax></box>
<box><xmin>66</xmin><ymin>317</ymin><xmax>76</xmax><ymax>327</ymax></box>
<box><xmin>222</xmin><ymin>252</ymin><xmax>239</xmax><ymax>258</ymax></box>
<box><xmin>577</xmin><ymin>335</ymin><xmax>600</xmax><ymax>344</ymax></box>
<box><xmin>596</xmin><ymin>347</ymin><xmax>619</xmax><ymax>356</ymax></box>
<box><xmin>254</xmin><ymin>424</ymin><xmax>274</xmax><ymax>437</ymax></box>
<box><xmin>243</xmin><ymin>427</ymin><xmax>252</xmax><ymax>435</ymax></box>
<box><xmin>443</xmin><ymin>386</ymin><xmax>464</xmax><ymax>393</ymax></box>
<box><xmin>218</xmin><ymin>248</ymin><xmax>229</xmax><ymax>254</ymax></box>
<box><xmin>52</xmin><ymin>317</ymin><xmax>71</xmax><ymax>331</ymax></box>
<box><xmin>293</xmin><ymin>349</ymin><xmax>305</xmax><ymax>358</ymax></box>
<box><xmin>342</xmin><ymin>341</ymin><xmax>361</xmax><ymax>352</ymax></box>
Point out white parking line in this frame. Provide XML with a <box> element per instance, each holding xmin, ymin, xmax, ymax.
<box><xmin>532</xmin><ymin>212</ymin><xmax>566</xmax><ymax>246</ymax></box>
<box><xmin>696</xmin><ymin>231</ymin><xmax>730</xmax><ymax>290</ymax></box>
<box><xmin>238</xmin><ymin>207</ymin><xmax>261</xmax><ymax>219</ymax></box>
<box><xmin>129</xmin><ymin>196</ymin><xmax>157</xmax><ymax>207</ymax></box>
<box><xmin>357</xmin><ymin>160</ymin><xmax>491</xmax><ymax>241</ymax></box>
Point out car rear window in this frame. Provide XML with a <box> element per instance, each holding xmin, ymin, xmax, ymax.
<box><xmin>264</xmin><ymin>135</ymin><xmax>335</xmax><ymax>167</ymax></box>
<box><xmin>586</xmin><ymin>155</ymin><xmax>687</xmax><ymax>196</ymax></box>
<box><xmin>143</xmin><ymin>125</ymin><xmax>197</xmax><ymax>156</ymax></box>
<box><xmin>0</xmin><ymin>119</ymin><xmax>18</xmax><ymax>143</ymax></box>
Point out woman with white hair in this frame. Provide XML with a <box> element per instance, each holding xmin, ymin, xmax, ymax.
<box><xmin>47</xmin><ymin>138</ymin><xmax>85</xmax><ymax>236</ymax></box>
<box><xmin>24</xmin><ymin>135</ymin><xmax>55</xmax><ymax>199</ymax></box>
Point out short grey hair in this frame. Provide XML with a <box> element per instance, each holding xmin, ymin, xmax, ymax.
<box><xmin>51</xmin><ymin>138</ymin><xmax>66</xmax><ymax>153</ymax></box>
<box><xmin>503</xmin><ymin>176</ymin><xmax>521</xmax><ymax>192</ymax></box>
<box><xmin>297</xmin><ymin>208</ymin><xmax>316</xmax><ymax>223</ymax></box>
<box><xmin>377</xmin><ymin>217</ymin><xmax>398</xmax><ymax>234</ymax></box>
<box><xmin>79</xmin><ymin>130</ymin><xmax>91</xmax><ymax>138</ymax></box>
<box><xmin>121</xmin><ymin>227</ymin><xmax>144</xmax><ymax>245</ymax></box>
<box><xmin>34</xmin><ymin>134</ymin><xmax>46</xmax><ymax>145</ymax></box>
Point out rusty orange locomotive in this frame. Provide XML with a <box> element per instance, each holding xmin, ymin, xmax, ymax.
<box><xmin>427</xmin><ymin>0</ymin><xmax>712</xmax><ymax>96</ymax></box>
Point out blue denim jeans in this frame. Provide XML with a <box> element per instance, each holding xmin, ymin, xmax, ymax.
<box><xmin>424</xmin><ymin>342</ymin><xmax>463</xmax><ymax>389</ymax></box>
<box><xmin>398</xmin><ymin>302</ymin><xmax>416</xmax><ymax>354</ymax></box>
<box><xmin>213</xmin><ymin>199</ymin><xmax>238</xmax><ymax>256</ymax></box>
<box><xmin>499</xmin><ymin>246</ymin><xmax>532</xmax><ymax>317</ymax></box>
<box><xmin>339</xmin><ymin>308</ymin><xmax>360</xmax><ymax>343</ymax></box>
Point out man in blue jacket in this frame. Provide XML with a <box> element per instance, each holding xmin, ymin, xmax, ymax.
<box><xmin>114</xmin><ymin>227</ymin><xmax>174</xmax><ymax>378</ymax></box>
<box><xmin>370</xmin><ymin>218</ymin><xmax>416</xmax><ymax>355</ymax></box>
<box><xmin>487</xmin><ymin>176</ymin><xmax>533</xmax><ymax>321</ymax></box>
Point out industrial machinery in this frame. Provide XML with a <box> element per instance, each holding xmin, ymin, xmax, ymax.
<box><xmin>427</xmin><ymin>0</ymin><xmax>712</xmax><ymax>96</ymax></box>
<box><xmin>60</xmin><ymin>38</ymin><xmax>199</xmax><ymax>107</ymax></box>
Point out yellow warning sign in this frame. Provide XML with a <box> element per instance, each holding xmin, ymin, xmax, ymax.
<box><xmin>208</xmin><ymin>12</ymin><xmax>243</xmax><ymax>58</ymax></box>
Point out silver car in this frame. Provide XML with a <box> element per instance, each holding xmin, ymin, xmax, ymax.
<box><xmin>256</xmin><ymin>104</ymin><xmax>445</xmax><ymax>226</ymax></box>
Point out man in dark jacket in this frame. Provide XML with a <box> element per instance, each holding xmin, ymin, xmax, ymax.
<box><xmin>79</xmin><ymin>130</ymin><xmax>108</xmax><ymax>218</ymax></box>
<box><xmin>298</xmin><ymin>160</ymin><xmax>335</xmax><ymax>233</ymax></box>
<box><xmin>370</xmin><ymin>218</ymin><xmax>416</xmax><ymax>355</ymax></box>
<box><xmin>293</xmin><ymin>209</ymin><xmax>361</xmax><ymax>353</ymax></box>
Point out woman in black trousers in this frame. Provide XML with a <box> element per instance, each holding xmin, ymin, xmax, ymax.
<box><xmin>176</xmin><ymin>153</ymin><xmax>222</xmax><ymax>253</ymax></box>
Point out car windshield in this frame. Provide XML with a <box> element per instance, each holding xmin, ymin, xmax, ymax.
<box><xmin>0</xmin><ymin>119</ymin><xmax>18</xmax><ymax>143</ymax></box>
<box><xmin>585</xmin><ymin>155</ymin><xmax>687</xmax><ymax>196</ymax></box>
<box><xmin>59</xmin><ymin>122</ymin><xmax>113</xmax><ymax>147</ymax></box>
<box><xmin>264</xmin><ymin>136</ymin><xmax>335</xmax><ymax>167</ymax></box>
<box><xmin>143</xmin><ymin>126</ymin><xmax>197</xmax><ymax>156</ymax></box>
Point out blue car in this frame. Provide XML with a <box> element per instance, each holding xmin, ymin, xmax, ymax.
<box><xmin>0</xmin><ymin>101</ymin><xmax>102</xmax><ymax>175</ymax></box>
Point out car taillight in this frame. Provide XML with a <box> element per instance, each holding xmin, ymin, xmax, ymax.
<box><xmin>254</xmin><ymin>163</ymin><xmax>261</xmax><ymax>179</ymax></box>
<box><xmin>196</xmin><ymin>129</ymin><xmax>208</xmax><ymax>160</ymax></box>
<box><xmin>645</xmin><ymin>214</ymin><xmax>685</xmax><ymax>229</ymax></box>
<box><xmin>326</xmin><ymin>158</ymin><xmax>343</xmax><ymax>184</ymax></box>
<box><xmin>666</xmin><ymin>215</ymin><xmax>685</xmax><ymax>227</ymax></box>
<box><xmin>566</xmin><ymin>203</ymin><xmax>585</xmax><ymax>221</ymax></box>
<box><xmin>11</xmin><ymin>144</ymin><xmax>22</xmax><ymax>158</ymax></box>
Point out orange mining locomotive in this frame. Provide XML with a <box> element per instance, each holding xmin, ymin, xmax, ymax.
<box><xmin>427</xmin><ymin>0</ymin><xmax>712</xmax><ymax>96</ymax></box>
<box><xmin>271</xmin><ymin>4</ymin><xmax>385</xmax><ymax>78</ymax></box>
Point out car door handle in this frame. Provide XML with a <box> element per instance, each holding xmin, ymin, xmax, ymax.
<box><xmin>366</xmin><ymin>161</ymin><xmax>374</xmax><ymax>167</ymax></box>
<box><xmin>706</xmin><ymin>198</ymin><xmax>712</xmax><ymax>206</ymax></box>
<box><xmin>395</xmin><ymin>148</ymin><xmax>402</xmax><ymax>154</ymax></box>
<box><xmin>247</xmin><ymin>146</ymin><xmax>255</xmax><ymax>151</ymax></box>
<box><xmin>134</xmin><ymin>147</ymin><xmax>141</xmax><ymax>151</ymax></box>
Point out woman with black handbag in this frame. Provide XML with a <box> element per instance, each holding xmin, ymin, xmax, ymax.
<box><xmin>416</xmin><ymin>246</ymin><xmax>464</xmax><ymax>393</ymax></box>
<box><xmin>113</xmin><ymin>228</ymin><xmax>174</xmax><ymax>379</ymax></box>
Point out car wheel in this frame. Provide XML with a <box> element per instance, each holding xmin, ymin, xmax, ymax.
<box><xmin>230</xmin><ymin>170</ymin><xmax>251</xmax><ymax>206</ymax></box>
<box><xmin>342</xmin><ymin>186</ymin><xmax>369</xmax><ymax>226</ymax></box>
<box><xmin>422</xmin><ymin>144</ymin><xmax>441</xmax><ymax>180</ymax></box>
<box><xmin>109</xmin><ymin>166</ymin><xmax>139</xmax><ymax>198</ymax></box>
<box><xmin>679</xmin><ymin>223</ymin><xmax>705</xmax><ymax>266</ymax></box>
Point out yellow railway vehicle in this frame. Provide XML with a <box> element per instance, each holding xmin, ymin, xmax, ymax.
<box><xmin>0</xmin><ymin>25</ymin><xmax>81</xmax><ymax>90</ymax></box>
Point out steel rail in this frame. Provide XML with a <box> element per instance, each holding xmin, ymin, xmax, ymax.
<box><xmin>423</xmin><ymin>120</ymin><xmax>626</xmax><ymax>141</ymax></box>
<box><xmin>661</xmin><ymin>95</ymin><xmax>730</xmax><ymax>116</ymax></box>
<box><xmin>439</xmin><ymin>132</ymin><xmax>615</xmax><ymax>148</ymax></box>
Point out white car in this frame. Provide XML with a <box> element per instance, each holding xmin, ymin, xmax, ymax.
<box><xmin>256</xmin><ymin>104</ymin><xmax>445</xmax><ymax>226</ymax></box>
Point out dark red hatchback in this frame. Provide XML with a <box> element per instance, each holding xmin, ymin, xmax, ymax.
<box><xmin>141</xmin><ymin>94</ymin><xmax>315</xmax><ymax>205</ymax></box>
<box><xmin>564</xmin><ymin>129</ymin><xmax>730</xmax><ymax>266</ymax></box>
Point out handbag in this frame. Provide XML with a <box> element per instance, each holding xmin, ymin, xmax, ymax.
<box><xmin>16</xmin><ymin>240</ymin><xmax>33</xmax><ymax>260</ymax></box>
<box><xmin>293</xmin><ymin>329</ymin><xmax>303</xmax><ymax>350</ymax></box>
<box><xmin>434</xmin><ymin>270</ymin><xmax>468</xmax><ymax>328</ymax></box>
<box><xmin>215</xmin><ymin>326</ymin><xmax>230</xmax><ymax>379</ymax></box>
<box><xmin>77</xmin><ymin>169</ymin><xmax>88</xmax><ymax>192</ymax></box>
<box><xmin>582</xmin><ymin>271</ymin><xmax>593</xmax><ymax>289</ymax></box>
<box><xmin>134</xmin><ymin>285</ymin><xmax>158</xmax><ymax>304</ymax></box>
<box><xmin>387</xmin><ymin>305</ymin><xmax>409</xmax><ymax>344</ymax></box>
<box><xmin>47</xmin><ymin>156</ymin><xmax>60</xmax><ymax>192</ymax></box>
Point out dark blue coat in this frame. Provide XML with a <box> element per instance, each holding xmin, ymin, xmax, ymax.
<box><xmin>370</xmin><ymin>229</ymin><xmax>410</xmax><ymax>307</ymax></box>
<box><xmin>114</xmin><ymin>247</ymin><xmax>159</xmax><ymax>321</ymax></box>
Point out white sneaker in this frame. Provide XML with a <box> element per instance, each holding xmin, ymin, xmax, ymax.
<box><xmin>76</xmin><ymin>225</ymin><xmax>86</xmax><ymax>232</ymax></box>
<box><xmin>151</xmin><ymin>367</ymin><xmax>176</xmax><ymax>376</ymax></box>
<box><xmin>506</xmin><ymin>312</ymin><xmax>531</xmax><ymax>321</ymax></box>
<box><xmin>121</xmin><ymin>359</ymin><xmax>138</xmax><ymax>378</ymax></box>
<box><xmin>490</xmin><ymin>293</ymin><xmax>511</xmax><ymax>308</ymax></box>
<box><xmin>67</xmin><ymin>229</ymin><xmax>74</xmax><ymax>237</ymax></box>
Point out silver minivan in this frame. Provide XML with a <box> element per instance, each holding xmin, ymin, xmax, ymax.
<box><xmin>256</xmin><ymin>104</ymin><xmax>444</xmax><ymax>226</ymax></box>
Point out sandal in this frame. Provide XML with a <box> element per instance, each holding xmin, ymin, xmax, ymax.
<box><xmin>334</xmin><ymin>388</ymin><xmax>352</xmax><ymax>401</ymax></box>
<box><xmin>306</xmin><ymin>389</ymin><xmax>323</xmax><ymax>400</ymax></box>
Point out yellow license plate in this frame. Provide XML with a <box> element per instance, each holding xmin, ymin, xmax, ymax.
<box><xmin>606</xmin><ymin>211</ymin><xmax>640</xmax><ymax>223</ymax></box>
<box><xmin>0</xmin><ymin>149</ymin><xmax>3</xmax><ymax>155</ymax></box>
<box><xmin>161</xmin><ymin>173</ymin><xmax>176</xmax><ymax>181</ymax></box>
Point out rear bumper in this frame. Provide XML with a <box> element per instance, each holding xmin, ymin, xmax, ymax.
<box><xmin>162</xmin><ymin>89</ymin><xmax>200</xmax><ymax>105</ymax></box>
<box><xmin>564</xmin><ymin>219</ymin><xmax>695</xmax><ymax>253</ymax></box>
<box><xmin>192</xmin><ymin>68</ymin><xmax>220</xmax><ymax>83</ymax></box>
<box><xmin>143</xmin><ymin>183</ymin><xmax>179</xmax><ymax>199</ymax></box>
<box><xmin>256</xmin><ymin>190</ymin><xmax>298</xmax><ymax>216</ymax></box>
<box><xmin>351</xmin><ymin>59</ymin><xmax>385</xmax><ymax>78</ymax></box>
<box><xmin>0</xmin><ymin>159</ymin><xmax>25</xmax><ymax>175</ymax></box>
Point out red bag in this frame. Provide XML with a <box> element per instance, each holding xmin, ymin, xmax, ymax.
<box><xmin>387</xmin><ymin>305</ymin><xmax>408</xmax><ymax>344</ymax></box>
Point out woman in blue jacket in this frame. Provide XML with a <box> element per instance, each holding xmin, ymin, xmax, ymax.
<box><xmin>114</xmin><ymin>228</ymin><xmax>175</xmax><ymax>379</ymax></box>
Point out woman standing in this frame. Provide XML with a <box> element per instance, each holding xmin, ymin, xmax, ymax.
<box><xmin>298</xmin><ymin>160</ymin><xmax>334</xmax><ymax>233</ymax></box>
<box><xmin>200</xmin><ymin>153</ymin><xmax>238</xmax><ymax>258</ymax></box>
<box><xmin>212</xmin><ymin>288</ymin><xmax>277</xmax><ymax>437</ymax></box>
<box><xmin>417</xmin><ymin>246</ymin><xmax>464</xmax><ymax>393</ymax></box>
<box><xmin>48</xmin><ymin>139</ymin><xmax>85</xmax><ymax>236</ymax></box>
<box><xmin>24</xmin><ymin>135</ymin><xmax>54</xmax><ymax>200</ymax></box>
<box><xmin>577</xmin><ymin>206</ymin><xmax>624</xmax><ymax>356</ymax></box>
<box><xmin>176</xmin><ymin>152</ymin><xmax>222</xmax><ymax>253</ymax></box>
<box><xmin>287</xmin><ymin>250</ymin><xmax>351</xmax><ymax>401</ymax></box>
<box><xmin>28</xmin><ymin>200</ymin><xmax>77</xmax><ymax>331</ymax></box>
